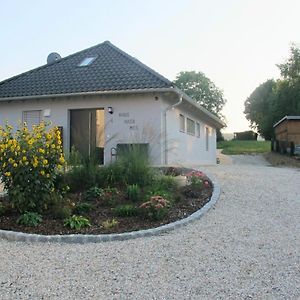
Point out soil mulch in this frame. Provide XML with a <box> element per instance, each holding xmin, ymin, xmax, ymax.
<box><xmin>0</xmin><ymin>168</ymin><xmax>213</xmax><ymax>235</ymax></box>
<box><xmin>0</xmin><ymin>187</ymin><xmax>212</xmax><ymax>235</ymax></box>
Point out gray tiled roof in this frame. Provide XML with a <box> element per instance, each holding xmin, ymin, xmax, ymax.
<box><xmin>0</xmin><ymin>41</ymin><xmax>173</xmax><ymax>99</ymax></box>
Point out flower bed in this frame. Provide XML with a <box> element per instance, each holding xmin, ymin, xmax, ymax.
<box><xmin>0</xmin><ymin>124</ymin><xmax>213</xmax><ymax>235</ymax></box>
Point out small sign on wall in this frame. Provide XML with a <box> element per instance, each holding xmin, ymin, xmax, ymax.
<box><xmin>118</xmin><ymin>112</ymin><xmax>138</xmax><ymax>130</ymax></box>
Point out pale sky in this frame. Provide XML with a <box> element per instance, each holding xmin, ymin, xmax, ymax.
<box><xmin>1</xmin><ymin>0</ymin><xmax>299</xmax><ymax>133</ymax></box>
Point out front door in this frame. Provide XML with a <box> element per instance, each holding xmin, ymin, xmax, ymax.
<box><xmin>70</xmin><ymin>109</ymin><xmax>104</xmax><ymax>163</ymax></box>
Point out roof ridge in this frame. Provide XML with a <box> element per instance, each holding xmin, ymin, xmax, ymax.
<box><xmin>105</xmin><ymin>41</ymin><xmax>173</xmax><ymax>87</ymax></box>
<box><xmin>0</xmin><ymin>41</ymin><xmax>109</xmax><ymax>87</ymax></box>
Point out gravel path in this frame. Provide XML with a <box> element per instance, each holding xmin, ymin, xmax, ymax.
<box><xmin>230</xmin><ymin>154</ymin><xmax>270</xmax><ymax>166</ymax></box>
<box><xmin>1</xmin><ymin>161</ymin><xmax>300</xmax><ymax>299</ymax></box>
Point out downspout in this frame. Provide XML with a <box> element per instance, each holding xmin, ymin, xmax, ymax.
<box><xmin>163</xmin><ymin>94</ymin><xmax>183</xmax><ymax>165</ymax></box>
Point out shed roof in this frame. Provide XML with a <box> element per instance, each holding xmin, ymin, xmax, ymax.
<box><xmin>273</xmin><ymin>116</ymin><xmax>300</xmax><ymax>128</ymax></box>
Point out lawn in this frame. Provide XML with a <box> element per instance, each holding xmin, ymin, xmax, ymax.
<box><xmin>217</xmin><ymin>140</ymin><xmax>271</xmax><ymax>155</ymax></box>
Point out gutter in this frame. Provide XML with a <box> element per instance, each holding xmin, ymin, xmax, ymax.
<box><xmin>172</xmin><ymin>87</ymin><xmax>226</xmax><ymax>128</ymax></box>
<box><xmin>0</xmin><ymin>88</ymin><xmax>175</xmax><ymax>102</ymax></box>
<box><xmin>163</xmin><ymin>94</ymin><xmax>183</xmax><ymax>165</ymax></box>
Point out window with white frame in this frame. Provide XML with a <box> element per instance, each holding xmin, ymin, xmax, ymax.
<box><xmin>186</xmin><ymin>118</ymin><xmax>195</xmax><ymax>135</ymax></box>
<box><xmin>196</xmin><ymin>122</ymin><xmax>200</xmax><ymax>138</ymax></box>
<box><xmin>22</xmin><ymin>110</ymin><xmax>42</xmax><ymax>129</ymax></box>
<box><xmin>179</xmin><ymin>114</ymin><xmax>185</xmax><ymax>132</ymax></box>
<box><xmin>205</xmin><ymin>127</ymin><xmax>210</xmax><ymax>151</ymax></box>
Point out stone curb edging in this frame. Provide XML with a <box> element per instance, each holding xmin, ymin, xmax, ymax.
<box><xmin>0</xmin><ymin>172</ymin><xmax>220</xmax><ymax>244</ymax></box>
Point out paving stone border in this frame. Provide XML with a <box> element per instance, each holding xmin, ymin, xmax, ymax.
<box><xmin>0</xmin><ymin>172</ymin><xmax>220</xmax><ymax>244</ymax></box>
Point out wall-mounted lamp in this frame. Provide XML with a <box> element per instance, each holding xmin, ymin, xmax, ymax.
<box><xmin>108</xmin><ymin>106</ymin><xmax>113</xmax><ymax>114</ymax></box>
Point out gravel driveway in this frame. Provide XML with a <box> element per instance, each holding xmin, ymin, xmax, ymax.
<box><xmin>1</xmin><ymin>157</ymin><xmax>300</xmax><ymax>299</ymax></box>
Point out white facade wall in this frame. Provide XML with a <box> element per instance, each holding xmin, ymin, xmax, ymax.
<box><xmin>0</xmin><ymin>94</ymin><xmax>163</xmax><ymax>165</ymax></box>
<box><xmin>162</xmin><ymin>99</ymin><xmax>217</xmax><ymax>165</ymax></box>
<box><xmin>0</xmin><ymin>93</ymin><xmax>217</xmax><ymax>166</ymax></box>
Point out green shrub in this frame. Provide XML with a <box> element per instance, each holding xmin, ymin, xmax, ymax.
<box><xmin>47</xmin><ymin>191</ymin><xmax>71</xmax><ymax>219</ymax></box>
<box><xmin>65</xmin><ymin>164</ymin><xmax>101</xmax><ymax>193</ymax></box>
<box><xmin>97</xmin><ymin>145</ymin><xmax>154</xmax><ymax>188</ymax></box>
<box><xmin>84</xmin><ymin>186</ymin><xmax>104</xmax><ymax>201</ymax></box>
<box><xmin>153</xmin><ymin>175</ymin><xmax>178</xmax><ymax>192</ymax></box>
<box><xmin>74</xmin><ymin>202</ymin><xmax>93</xmax><ymax>214</ymax></box>
<box><xmin>126</xmin><ymin>184</ymin><xmax>140</xmax><ymax>202</ymax></box>
<box><xmin>145</xmin><ymin>176</ymin><xmax>177</xmax><ymax>203</ymax></box>
<box><xmin>0</xmin><ymin>122</ymin><xmax>66</xmax><ymax>213</ymax></box>
<box><xmin>67</xmin><ymin>145</ymin><xmax>83</xmax><ymax>166</ymax></box>
<box><xmin>189</xmin><ymin>175</ymin><xmax>203</xmax><ymax>188</ymax></box>
<box><xmin>17</xmin><ymin>212</ymin><xmax>42</xmax><ymax>227</ymax></box>
<box><xmin>101</xmin><ymin>218</ymin><xmax>119</xmax><ymax>229</ymax></box>
<box><xmin>0</xmin><ymin>202</ymin><xmax>6</xmax><ymax>215</ymax></box>
<box><xmin>117</xmin><ymin>144</ymin><xmax>154</xmax><ymax>186</ymax></box>
<box><xmin>51</xmin><ymin>205</ymin><xmax>72</xmax><ymax>220</ymax></box>
<box><xmin>100</xmin><ymin>162</ymin><xmax>125</xmax><ymax>186</ymax></box>
<box><xmin>64</xmin><ymin>149</ymin><xmax>107</xmax><ymax>193</ymax></box>
<box><xmin>102</xmin><ymin>187</ymin><xmax>120</xmax><ymax>206</ymax></box>
<box><xmin>114</xmin><ymin>204</ymin><xmax>138</xmax><ymax>217</ymax></box>
<box><xmin>64</xmin><ymin>215</ymin><xmax>91</xmax><ymax>230</ymax></box>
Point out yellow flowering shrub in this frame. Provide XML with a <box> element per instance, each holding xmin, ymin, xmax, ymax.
<box><xmin>0</xmin><ymin>122</ymin><xmax>66</xmax><ymax>212</ymax></box>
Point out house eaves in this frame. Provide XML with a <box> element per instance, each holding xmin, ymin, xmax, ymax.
<box><xmin>0</xmin><ymin>86</ymin><xmax>225</xmax><ymax>129</ymax></box>
<box><xmin>173</xmin><ymin>87</ymin><xmax>226</xmax><ymax>129</ymax></box>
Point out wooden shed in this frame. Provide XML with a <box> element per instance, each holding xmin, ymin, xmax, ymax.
<box><xmin>273</xmin><ymin>116</ymin><xmax>300</xmax><ymax>154</ymax></box>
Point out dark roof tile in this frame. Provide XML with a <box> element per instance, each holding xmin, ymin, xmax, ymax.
<box><xmin>0</xmin><ymin>41</ymin><xmax>173</xmax><ymax>99</ymax></box>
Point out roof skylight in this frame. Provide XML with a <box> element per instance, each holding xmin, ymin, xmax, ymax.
<box><xmin>78</xmin><ymin>56</ymin><xmax>97</xmax><ymax>67</ymax></box>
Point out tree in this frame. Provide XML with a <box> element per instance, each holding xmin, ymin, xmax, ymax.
<box><xmin>276</xmin><ymin>44</ymin><xmax>300</xmax><ymax>115</ymax></box>
<box><xmin>277</xmin><ymin>44</ymin><xmax>300</xmax><ymax>84</ymax></box>
<box><xmin>244</xmin><ymin>44</ymin><xmax>300</xmax><ymax>140</ymax></box>
<box><xmin>244</xmin><ymin>79</ymin><xmax>276</xmax><ymax>139</ymax></box>
<box><xmin>174</xmin><ymin>71</ymin><xmax>226</xmax><ymax>119</ymax></box>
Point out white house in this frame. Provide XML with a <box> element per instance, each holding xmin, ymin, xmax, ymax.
<box><xmin>0</xmin><ymin>41</ymin><xmax>224</xmax><ymax>165</ymax></box>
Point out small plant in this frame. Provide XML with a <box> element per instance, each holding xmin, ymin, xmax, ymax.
<box><xmin>146</xmin><ymin>189</ymin><xmax>173</xmax><ymax>204</ymax></box>
<box><xmin>64</xmin><ymin>215</ymin><xmax>91</xmax><ymax>230</ymax></box>
<box><xmin>153</xmin><ymin>175</ymin><xmax>178</xmax><ymax>192</ymax></box>
<box><xmin>163</xmin><ymin>167</ymin><xmax>181</xmax><ymax>176</ymax></box>
<box><xmin>102</xmin><ymin>187</ymin><xmax>120</xmax><ymax>206</ymax></box>
<box><xmin>101</xmin><ymin>218</ymin><xmax>119</xmax><ymax>229</ymax></box>
<box><xmin>186</xmin><ymin>171</ymin><xmax>204</xmax><ymax>188</ymax></box>
<box><xmin>145</xmin><ymin>178</ymin><xmax>175</xmax><ymax>203</ymax></box>
<box><xmin>101</xmin><ymin>162</ymin><xmax>125</xmax><ymax>186</ymax></box>
<box><xmin>0</xmin><ymin>202</ymin><xmax>6</xmax><ymax>215</ymax></box>
<box><xmin>67</xmin><ymin>145</ymin><xmax>83</xmax><ymax>166</ymax></box>
<box><xmin>74</xmin><ymin>202</ymin><xmax>93</xmax><ymax>214</ymax></box>
<box><xmin>48</xmin><ymin>192</ymin><xmax>72</xmax><ymax>219</ymax></box>
<box><xmin>65</xmin><ymin>154</ymin><xmax>102</xmax><ymax>192</ymax></box>
<box><xmin>139</xmin><ymin>196</ymin><xmax>169</xmax><ymax>220</ymax></box>
<box><xmin>126</xmin><ymin>184</ymin><xmax>140</xmax><ymax>202</ymax></box>
<box><xmin>84</xmin><ymin>186</ymin><xmax>104</xmax><ymax>201</ymax></box>
<box><xmin>17</xmin><ymin>212</ymin><xmax>42</xmax><ymax>227</ymax></box>
<box><xmin>114</xmin><ymin>204</ymin><xmax>138</xmax><ymax>217</ymax></box>
<box><xmin>52</xmin><ymin>206</ymin><xmax>72</xmax><ymax>220</ymax></box>
<box><xmin>203</xmin><ymin>179</ymin><xmax>211</xmax><ymax>188</ymax></box>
